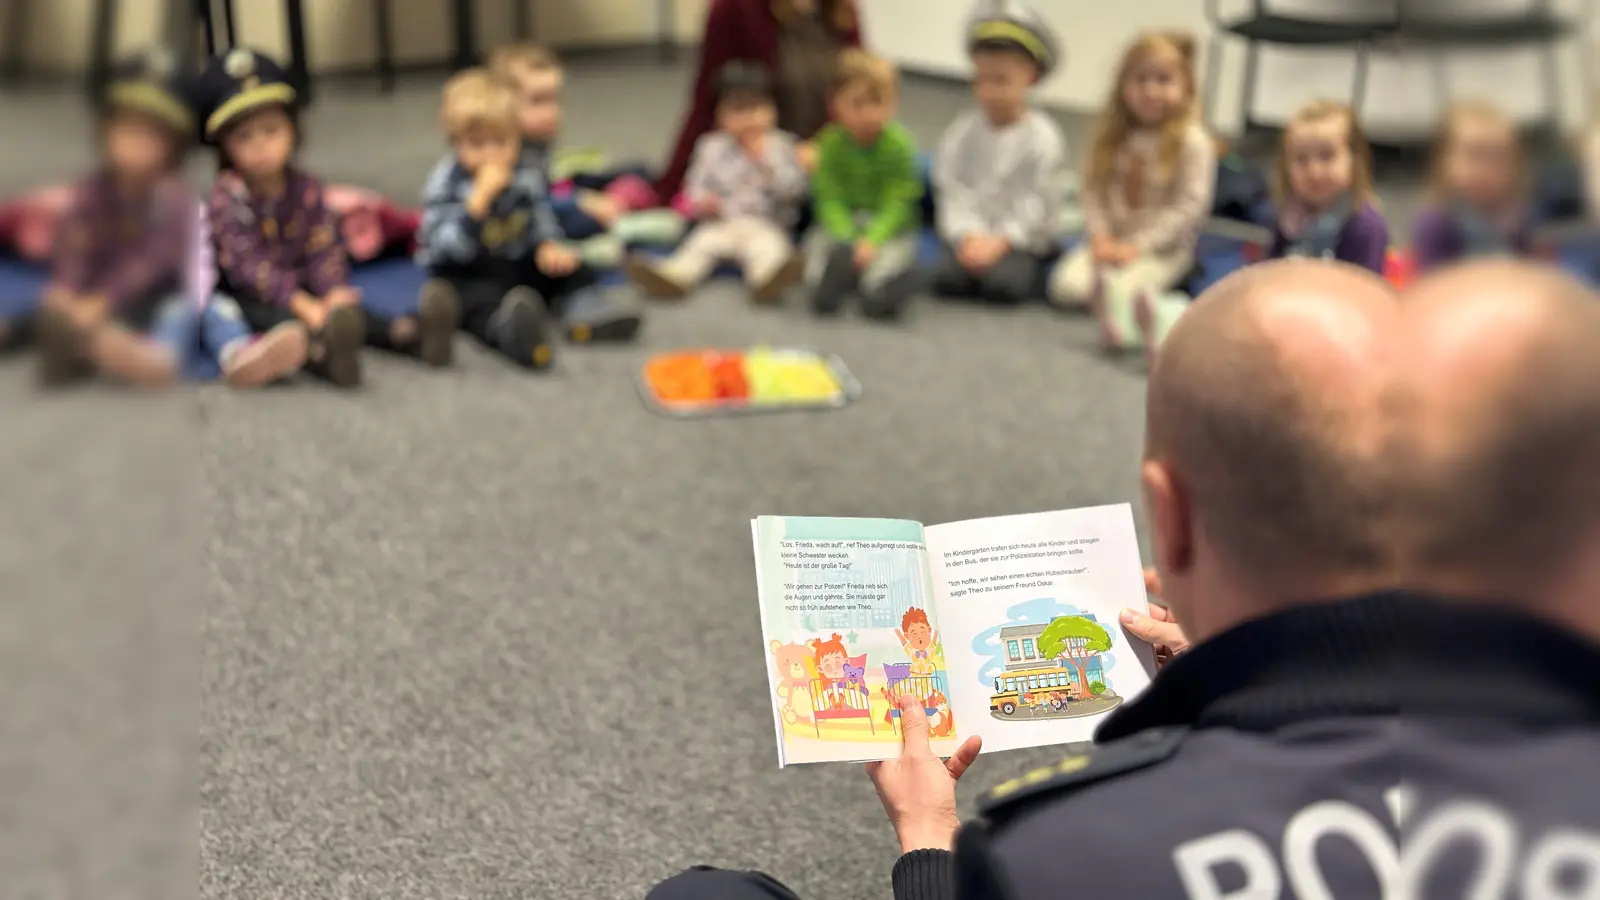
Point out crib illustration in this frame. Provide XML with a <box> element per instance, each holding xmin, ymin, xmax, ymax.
<box><xmin>881</xmin><ymin>662</ymin><xmax>949</xmax><ymax>733</ymax></box>
<box><xmin>808</xmin><ymin>653</ymin><xmax>875</xmax><ymax>737</ymax></box>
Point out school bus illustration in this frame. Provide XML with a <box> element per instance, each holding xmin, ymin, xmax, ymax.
<box><xmin>988</xmin><ymin>621</ymin><xmax>1108</xmax><ymax>716</ymax></box>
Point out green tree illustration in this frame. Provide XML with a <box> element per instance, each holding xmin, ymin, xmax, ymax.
<box><xmin>1038</xmin><ymin>615</ymin><xmax>1113</xmax><ymax>699</ymax></box>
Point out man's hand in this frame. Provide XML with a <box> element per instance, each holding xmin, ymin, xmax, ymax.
<box><xmin>1120</xmin><ymin>569</ymin><xmax>1191</xmax><ymax>665</ymax></box>
<box><xmin>324</xmin><ymin>286</ymin><xmax>362</xmax><ymax>308</ymax></box>
<box><xmin>853</xmin><ymin>239</ymin><xmax>877</xmax><ymax>270</ymax></box>
<box><xmin>536</xmin><ymin>241</ymin><xmax>579</xmax><ymax>276</ymax></box>
<box><xmin>865</xmin><ymin>693</ymin><xmax>983</xmax><ymax>854</ymax></box>
<box><xmin>796</xmin><ymin>141</ymin><xmax>819</xmax><ymax>173</ymax></box>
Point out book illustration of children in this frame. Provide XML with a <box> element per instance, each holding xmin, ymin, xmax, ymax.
<box><xmin>896</xmin><ymin>607</ymin><xmax>939</xmax><ymax>677</ymax></box>
<box><xmin>769</xmin><ymin>640</ymin><xmax>815</xmax><ymax>727</ymax></box>
<box><xmin>808</xmin><ymin>633</ymin><xmax>852</xmax><ymax>708</ymax></box>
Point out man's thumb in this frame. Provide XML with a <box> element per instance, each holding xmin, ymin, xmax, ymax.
<box><xmin>1120</xmin><ymin>609</ymin><xmax>1184</xmax><ymax>648</ymax></box>
<box><xmin>898</xmin><ymin>693</ymin><xmax>930</xmax><ymax>752</ymax></box>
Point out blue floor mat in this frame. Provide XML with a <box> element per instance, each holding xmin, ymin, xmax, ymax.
<box><xmin>0</xmin><ymin>256</ymin><xmax>47</xmax><ymax>320</ymax></box>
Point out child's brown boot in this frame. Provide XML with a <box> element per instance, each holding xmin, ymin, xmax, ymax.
<box><xmin>625</xmin><ymin>256</ymin><xmax>691</xmax><ymax>300</ymax></box>
<box><xmin>417</xmin><ymin>279</ymin><xmax>460</xmax><ymax>367</ymax></box>
<box><xmin>750</xmin><ymin>252</ymin><xmax>804</xmax><ymax>306</ymax></box>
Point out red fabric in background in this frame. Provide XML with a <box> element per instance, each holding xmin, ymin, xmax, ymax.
<box><xmin>654</xmin><ymin>0</ymin><xmax>863</xmax><ymax>205</ymax></box>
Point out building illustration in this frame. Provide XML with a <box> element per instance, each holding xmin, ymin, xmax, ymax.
<box><xmin>997</xmin><ymin>620</ymin><xmax>1105</xmax><ymax>684</ymax></box>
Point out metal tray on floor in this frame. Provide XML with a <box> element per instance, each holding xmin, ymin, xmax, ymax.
<box><xmin>635</xmin><ymin>347</ymin><xmax>863</xmax><ymax>418</ymax></box>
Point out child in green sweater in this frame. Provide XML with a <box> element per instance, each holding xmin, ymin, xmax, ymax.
<box><xmin>806</xmin><ymin>50</ymin><xmax>923</xmax><ymax>320</ymax></box>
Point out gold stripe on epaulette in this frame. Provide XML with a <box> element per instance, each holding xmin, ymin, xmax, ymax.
<box><xmin>988</xmin><ymin>753</ymin><xmax>1091</xmax><ymax>800</ymax></box>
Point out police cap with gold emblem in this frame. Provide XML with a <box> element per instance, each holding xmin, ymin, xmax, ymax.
<box><xmin>197</xmin><ymin>48</ymin><xmax>298</xmax><ymax>141</ymax></box>
<box><xmin>102</xmin><ymin>46</ymin><xmax>197</xmax><ymax>139</ymax></box>
<box><xmin>964</xmin><ymin>0</ymin><xmax>1061</xmax><ymax>78</ymax></box>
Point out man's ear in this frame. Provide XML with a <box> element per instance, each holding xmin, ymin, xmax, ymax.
<box><xmin>1142</xmin><ymin>459</ymin><xmax>1193</xmax><ymax>577</ymax></box>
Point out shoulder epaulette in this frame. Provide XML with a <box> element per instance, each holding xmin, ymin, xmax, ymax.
<box><xmin>978</xmin><ymin>726</ymin><xmax>1189</xmax><ymax>822</ymax></box>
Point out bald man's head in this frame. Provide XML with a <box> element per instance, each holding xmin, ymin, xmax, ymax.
<box><xmin>1397</xmin><ymin>262</ymin><xmax>1600</xmax><ymax>608</ymax></box>
<box><xmin>1145</xmin><ymin>260</ymin><xmax>1402</xmax><ymax>600</ymax></box>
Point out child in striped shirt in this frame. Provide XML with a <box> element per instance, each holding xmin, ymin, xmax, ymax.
<box><xmin>805</xmin><ymin>49</ymin><xmax>922</xmax><ymax>320</ymax></box>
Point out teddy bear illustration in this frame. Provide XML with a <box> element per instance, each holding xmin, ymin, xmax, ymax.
<box><xmin>769</xmin><ymin>640</ymin><xmax>814</xmax><ymax>726</ymax></box>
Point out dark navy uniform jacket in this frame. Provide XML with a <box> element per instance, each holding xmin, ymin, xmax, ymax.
<box><xmin>886</xmin><ymin>593</ymin><xmax>1600</xmax><ymax>900</ymax></box>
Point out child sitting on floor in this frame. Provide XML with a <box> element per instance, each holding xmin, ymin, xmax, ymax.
<box><xmin>37</xmin><ymin>47</ymin><xmax>305</xmax><ymax>388</ymax></box>
<box><xmin>1049</xmin><ymin>31</ymin><xmax>1214</xmax><ymax>351</ymax></box>
<box><xmin>626</xmin><ymin>62</ymin><xmax>808</xmax><ymax>305</ymax></box>
<box><xmin>416</xmin><ymin>68</ymin><xmax>576</xmax><ymax>369</ymax></box>
<box><xmin>1267</xmin><ymin>99</ymin><xmax>1390</xmax><ymax>274</ymax></box>
<box><xmin>1411</xmin><ymin>100</ymin><xmax>1531</xmax><ymax>273</ymax></box>
<box><xmin>930</xmin><ymin>0</ymin><xmax>1065</xmax><ymax>305</ymax></box>
<box><xmin>805</xmin><ymin>49</ymin><xmax>922</xmax><ymax>320</ymax></box>
<box><xmin>201</xmin><ymin>49</ymin><xmax>429</xmax><ymax>387</ymax></box>
<box><xmin>486</xmin><ymin>43</ymin><xmax>646</xmax><ymax>342</ymax></box>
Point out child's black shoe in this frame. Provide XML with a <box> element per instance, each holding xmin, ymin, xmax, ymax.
<box><xmin>313</xmin><ymin>305</ymin><xmax>364</xmax><ymax>388</ymax></box>
<box><xmin>36</xmin><ymin>307</ymin><xmax>90</xmax><ymax>388</ymax></box>
<box><xmin>491</xmin><ymin>286</ymin><xmax>555</xmax><ymax>370</ymax></box>
<box><xmin>560</xmin><ymin>287</ymin><xmax>642</xmax><ymax>344</ymax></box>
<box><xmin>417</xmin><ymin>279</ymin><xmax>461</xmax><ymax>367</ymax></box>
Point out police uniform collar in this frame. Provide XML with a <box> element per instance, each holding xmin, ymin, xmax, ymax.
<box><xmin>1096</xmin><ymin>591</ymin><xmax>1600</xmax><ymax>742</ymax></box>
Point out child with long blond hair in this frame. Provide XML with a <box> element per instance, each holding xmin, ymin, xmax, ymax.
<box><xmin>1411</xmin><ymin>100</ymin><xmax>1531</xmax><ymax>273</ymax></box>
<box><xmin>1049</xmin><ymin>31</ymin><xmax>1215</xmax><ymax>351</ymax></box>
<box><xmin>1266</xmin><ymin>99</ymin><xmax>1389</xmax><ymax>273</ymax></box>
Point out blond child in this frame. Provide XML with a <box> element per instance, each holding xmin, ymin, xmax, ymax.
<box><xmin>414</xmin><ymin>68</ymin><xmax>565</xmax><ymax>370</ymax></box>
<box><xmin>806</xmin><ymin>49</ymin><xmax>922</xmax><ymax>319</ymax></box>
<box><xmin>488</xmin><ymin>43</ymin><xmax>652</xmax><ymax>341</ymax></box>
<box><xmin>1049</xmin><ymin>31</ymin><xmax>1215</xmax><ymax>352</ymax></box>
<box><xmin>627</xmin><ymin>62</ymin><xmax>808</xmax><ymax>304</ymax></box>
<box><xmin>1412</xmin><ymin>100</ymin><xmax>1531</xmax><ymax>273</ymax></box>
<box><xmin>1265</xmin><ymin>100</ymin><xmax>1389</xmax><ymax>273</ymax></box>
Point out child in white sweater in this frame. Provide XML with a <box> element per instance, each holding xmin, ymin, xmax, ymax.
<box><xmin>1050</xmin><ymin>31</ymin><xmax>1215</xmax><ymax>352</ymax></box>
<box><xmin>930</xmin><ymin>0</ymin><xmax>1065</xmax><ymax>306</ymax></box>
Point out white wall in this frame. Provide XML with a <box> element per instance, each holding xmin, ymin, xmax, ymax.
<box><xmin>861</xmin><ymin>0</ymin><xmax>1598</xmax><ymax>134</ymax></box>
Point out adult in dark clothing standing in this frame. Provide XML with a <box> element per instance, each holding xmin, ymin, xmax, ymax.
<box><xmin>646</xmin><ymin>259</ymin><xmax>1600</xmax><ymax>900</ymax></box>
<box><xmin>654</xmin><ymin>0</ymin><xmax>863</xmax><ymax>205</ymax></box>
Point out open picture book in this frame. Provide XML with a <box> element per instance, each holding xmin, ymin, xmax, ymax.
<box><xmin>751</xmin><ymin>504</ymin><xmax>1157</xmax><ymax>766</ymax></box>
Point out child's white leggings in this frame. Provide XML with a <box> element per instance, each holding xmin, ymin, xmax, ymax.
<box><xmin>1048</xmin><ymin>245</ymin><xmax>1194</xmax><ymax>309</ymax></box>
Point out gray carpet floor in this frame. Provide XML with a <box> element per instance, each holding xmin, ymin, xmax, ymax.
<box><xmin>0</xmin><ymin>55</ymin><xmax>1408</xmax><ymax>899</ymax></box>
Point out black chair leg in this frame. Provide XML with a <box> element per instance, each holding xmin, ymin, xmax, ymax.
<box><xmin>1</xmin><ymin>0</ymin><xmax>31</xmax><ymax>86</ymax></box>
<box><xmin>374</xmin><ymin>0</ymin><xmax>395</xmax><ymax>93</ymax></box>
<box><xmin>1203</xmin><ymin>32</ymin><xmax>1224</xmax><ymax>135</ymax></box>
<box><xmin>1351</xmin><ymin>42</ymin><xmax>1371</xmax><ymax>118</ymax></box>
<box><xmin>451</xmin><ymin>0</ymin><xmax>476</xmax><ymax>71</ymax></box>
<box><xmin>513</xmin><ymin>0</ymin><xmax>532</xmax><ymax>41</ymax></box>
<box><xmin>221</xmin><ymin>0</ymin><xmax>237</xmax><ymax>48</ymax></box>
<box><xmin>197</xmin><ymin>0</ymin><xmax>216</xmax><ymax>55</ymax></box>
<box><xmin>88</xmin><ymin>0</ymin><xmax>116</xmax><ymax>100</ymax></box>
<box><xmin>284</xmin><ymin>0</ymin><xmax>312</xmax><ymax>104</ymax></box>
<box><xmin>1238</xmin><ymin>39</ymin><xmax>1261</xmax><ymax>134</ymax></box>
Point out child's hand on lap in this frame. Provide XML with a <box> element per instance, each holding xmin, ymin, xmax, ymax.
<box><xmin>853</xmin><ymin>239</ymin><xmax>877</xmax><ymax>269</ymax></box>
<box><xmin>693</xmin><ymin>195</ymin><xmax>721</xmax><ymax>219</ymax></box>
<box><xmin>796</xmin><ymin>141</ymin><xmax>819</xmax><ymax>173</ymax></box>
<box><xmin>579</xmin><ymin>191</ymin><xmax>623</xmax><ymax>228</ymax></box>
<box><xmin>62</xmin><ymin>293</ymin><xmax>108</xmax><ymax>329</ymax></box>
<box><xmin>536</xmin><ymin>241</ymin><xmax>579</xmax><ymax>276</ymax></box>
<box><xmin>1090</xmin><ymin>234</ymin><xmax>1120</xmax><ymax>265</ymax></box>
<box><xmin>325</xmin><ymin>286</ymin><xmax>362</xmax><ymax>308</ymax></box>
<box><xmin>291</xmin><ymin>291</ymin><xmax>328</xmax><ymax>331</ymax></box>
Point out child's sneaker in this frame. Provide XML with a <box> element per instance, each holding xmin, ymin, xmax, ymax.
<box><xmin>90</xmin><ymin>323</ymin><xmax>179</xmax><ymax>388</ymax></box>
<box><xmin>560</xmin><ymin>287</ymin><xmax>642</xmax><ymax>344</ymax></box>
<box><xmin>625</xmin><ymin>256</ymin><xmax>690</xmax><ymax>300</ymax></box>
<box><xmin>417</xmin><ymin>279</ymin><xmax>460</xmax><ymax>367</ymax></box>
<box><xmin>36</xmin><ymin>307</ymin><xmax>89</xmax><ymax>387</ymax></box>
<box><xmin>222</xmin><ymin>321</ymin><xmax>309</xmax><ymax>387</ymax></box>
<box><xmin>317</xmin><ymin>304</ymin><xmax>365</xmax><ymax>388</ymax></box>
<box><xmin>490</xmin><ymin>286</ymin><xmax>556</xmax><ymax>370</ymax></box>
<box><xmin>750</xmin><ymin>252</ymin><xmax>804</xmax><ymax>305</ymax></box>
